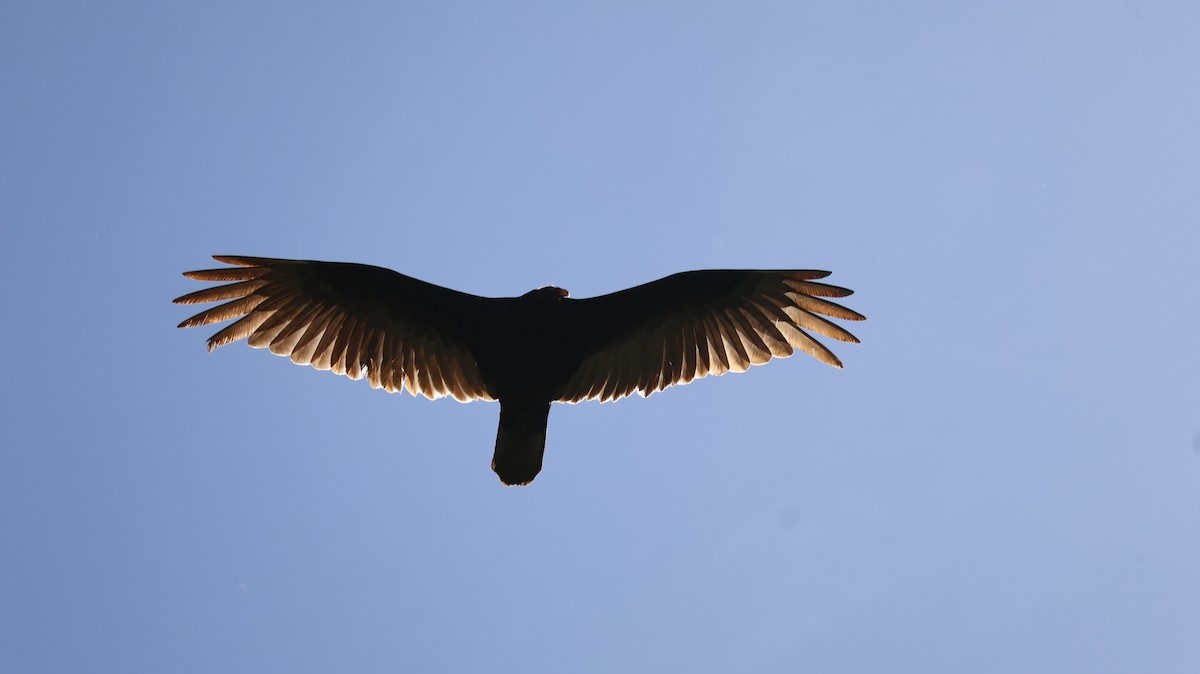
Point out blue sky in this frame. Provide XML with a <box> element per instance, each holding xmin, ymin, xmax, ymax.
<box><xmin>2</xmin><ymin>1</ymin><xmax>1198</xmax><ymax>672</ymax></box>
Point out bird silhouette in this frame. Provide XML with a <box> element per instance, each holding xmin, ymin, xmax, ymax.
<box><xmin>175</xmin><ymin>256</ymin><xmax>864</xmax><ymax>485</ymax></box>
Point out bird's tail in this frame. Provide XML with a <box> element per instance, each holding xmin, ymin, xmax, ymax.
<box><xmin>492</xmin><ymin>400</ymin><xmax>551</xmax><ymax>486</ymax></box>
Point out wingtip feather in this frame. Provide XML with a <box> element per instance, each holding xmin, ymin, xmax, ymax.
<box><xmin>786</xmin><ymin>270</ymin><xmax>832</xmax><ymax>280</ymax></box>
<box><xmin>212</xmin><ymin>255</ymin><xmax>271</xmax><ymax>267</ymax></box>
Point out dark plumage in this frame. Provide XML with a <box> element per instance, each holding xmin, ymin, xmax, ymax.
<box><xmin>175</xmin><ymin>256</ymin><xmax>865</xmax><ymax>485</ymax></box>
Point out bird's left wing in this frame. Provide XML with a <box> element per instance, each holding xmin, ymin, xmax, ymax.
<box><xmin>556</xmin><ymin>270</ymin><xmax>864</xmax><ymax>403</ymax></box>
<box><xmin>174</xmin><ymin>256</ymin><xmax>494</xmax><ymax>402</ymax></box>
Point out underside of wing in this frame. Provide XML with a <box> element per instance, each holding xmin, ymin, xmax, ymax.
<box><xmin>557</xmin><ymin>270</ymin><xmax>864</xmax><ymax>403</ymax></box>
<box><xmin>174</xmin><ymin>256</ymin><xmax>494</xmax><ymax>402</ymax></box>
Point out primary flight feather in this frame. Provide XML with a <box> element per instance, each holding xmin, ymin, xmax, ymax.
<box><xmin>175</xmin><ymin>256</ymin><xmax>865</xmax><ymax>485</ymax></box>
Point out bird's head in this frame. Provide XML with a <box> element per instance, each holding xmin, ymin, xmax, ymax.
<box><xmin>525</xmin><ymin>285</ymin><xmax>569</xmax><ymax>303</ymax></box>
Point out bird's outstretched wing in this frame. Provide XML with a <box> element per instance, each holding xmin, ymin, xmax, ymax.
<box><xmin>174</xmin><ymin>256</ymin><xmax>493</xmax><ymax>402</ymax></box>
<box><xmin>556</xmin><ymin>270</ymin><xmax>864</xmax><ymax>403</ymax></box>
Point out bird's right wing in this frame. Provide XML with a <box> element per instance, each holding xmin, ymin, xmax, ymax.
<box><xmin>174</xmin><ymin>256</ymin><xmax>494</xmax><ymax>402</ymax></box>
<box><xmin>556</xmin><ymin>270</ymin><xmax>864</xmax><ymax>403</ymax></box>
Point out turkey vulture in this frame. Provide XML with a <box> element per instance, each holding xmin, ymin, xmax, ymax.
<box><xmin>174</xmin><ymin>256</ymin><xmax>864</xmax><ymax>485</ymax></box>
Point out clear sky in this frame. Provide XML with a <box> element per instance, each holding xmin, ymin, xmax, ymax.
<box><xmin>2</xmin><ymin>1</ymin><xmax>1198</xmax><ymax>672</ymax></box>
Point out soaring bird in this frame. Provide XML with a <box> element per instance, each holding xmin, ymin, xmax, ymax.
<box><xmin>174</xmin><ymin>256</ymin><xmax>864</xmax><ymax>485</ymax></box>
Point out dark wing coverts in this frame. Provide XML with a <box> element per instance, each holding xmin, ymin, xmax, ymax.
<box><xmin>174</xmin><ymin>256</ymin><xmax>492</xmax><ymax>402</ymax></box>
<box><xmin>556</xmin><ymin>270</ymin><xmax>864</xmax><ymax>403</ymax></box>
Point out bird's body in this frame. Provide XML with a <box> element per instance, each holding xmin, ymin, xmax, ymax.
<box><xmin>175</xmin><ymin>256</ymin><xmax>864</xmax><ymax>485</ymax></box>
